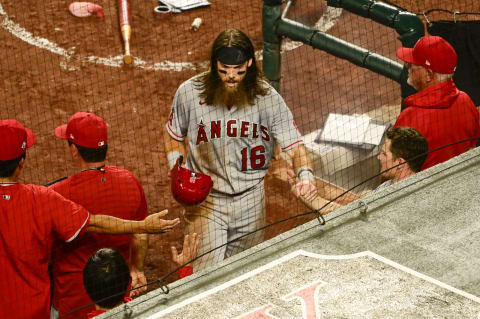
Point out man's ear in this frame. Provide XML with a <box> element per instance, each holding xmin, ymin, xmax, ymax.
<box><xmin>12</xmin><ymin>157</ymin><xmax>26</xmax><ymax>179</ymax></box>
<box><xmin>247</xmin><ymin>58</ymin><xmax>253</xmax><ymax>68</ymax></box>
<box><xmin>17</xmin><ymin>157</ymin><xmax>25</xmax><ymax>170</ymax></box>
<box><xmin>69</xmin><ymin>143</ymin><xmax>80</xmax><ymax>160</ymax></box>
<box><xmin>426</xmin><ymin>69</ymin><xmax>434</xmax><ymax>82</ymax></box>
<box><xmin>395</xmin><ymin>156</ymin><xmax>406</xmax><ymax>166</ymax></box>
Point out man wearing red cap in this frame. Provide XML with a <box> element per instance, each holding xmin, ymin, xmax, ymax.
<box><xmin>394</xmin><ymin>35</ymin><xmax>480</xmax><ymax>170</ymax></box>
<box><xmin>0</xmin><ymin>119</ymin><xmax>180</xmax><ymax>319</ymax></box>
<box><xmin>49</xmin><ymin>112</ymin><xmax>152</xmax><ymax>318</ymax></box>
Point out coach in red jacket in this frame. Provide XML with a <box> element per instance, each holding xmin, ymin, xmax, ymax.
<box><xmin>394</xmin><ymin>35</ymin><xmax>480</xmax><ymax>170</ymax></box>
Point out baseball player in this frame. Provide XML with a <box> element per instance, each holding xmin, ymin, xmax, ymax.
<box><xmin>164</xmin><ymin>29</ymin><xmax>317</xmax><ymax>270</ymax></box>
<box><xmin>49</xmin><ymin>112</ymin><xmax>150</xmax><ymax>318</ymax></box>
<box><xmin>0</xmin><ymin>119</ymin><xmax>179</xmax><ymax>319</ymax></box>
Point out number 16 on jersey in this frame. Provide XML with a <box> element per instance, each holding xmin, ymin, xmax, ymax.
<box><xmin>241</xmin><ymin>145</ymin><xmax>266</xmax><ymax>171</ymax></box>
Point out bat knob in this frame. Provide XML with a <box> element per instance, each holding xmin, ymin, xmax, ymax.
<box><xmin>124</xmin><ymin>55</ymin><xmax>133</xmax><ymax>65</ymax></box>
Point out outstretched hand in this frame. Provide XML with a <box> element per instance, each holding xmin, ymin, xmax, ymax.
<box><xmin>171</xmin><ymin>233</ymin><xmax>202</xmax><ymax>266</ymax></box>
<box><xmin>286</xmin><ymin>167</ymin><xmax>318</xmax><ymax>202</ymax></box>
<box><xmin>144</xmin><ymin>210</ymin><xmax>180</xmax><ymax>233</ymax></box>
<box><xmin>286</xmin><ymin>165</ymin><xmax>341</xmax><ymax>214</ymax></box>
<box><xmin>129</xmin><ymin>270</ymin><xmax>147</xmax><ymax>297</ymax></box>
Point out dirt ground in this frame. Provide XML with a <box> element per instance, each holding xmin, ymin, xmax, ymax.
<box><xmin>1</xmin><ymin>0</ymin><xmax>478</xmax><ymax>299</ymax></box>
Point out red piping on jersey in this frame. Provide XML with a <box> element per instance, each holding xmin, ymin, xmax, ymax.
<box><xmin>66</xmin><ymin>213</ymin><xmax>91</xmax><ymax>243</ymax></box>
<box><xmin>281</xmin><ymin>140</ymin><xmax>302</xmax><ymax>150</ymax></box>
<box><xmin>167</xmin><ymin>123</ymin><xmax>186</xmax><ymax>141</ymax></box>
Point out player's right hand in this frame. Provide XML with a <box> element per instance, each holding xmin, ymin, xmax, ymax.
<box><xmin>144</xmin><ymin>210</ymin><xmax>180</xmax><ymax>233</ymax></box>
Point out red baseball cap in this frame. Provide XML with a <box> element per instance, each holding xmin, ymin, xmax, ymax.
<box><xmin>0</xmin><ymin>120</ymin><xmax>36</xmax><ymax>161</ymax></box>
<box><xmin>396</xmin><ymin>36</ymin><xmax>457</xmax><ymax>74</ymax></box>
<box><xmin>55</xmin><ymin>112</ymin><xmax>107</xmax><ymax>148</ymax></box>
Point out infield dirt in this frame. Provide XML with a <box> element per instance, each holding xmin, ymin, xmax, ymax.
<box><xmin>0</xmin><ymin>0</ymin><xmax>476</xmax><ymax>292</ymax></box>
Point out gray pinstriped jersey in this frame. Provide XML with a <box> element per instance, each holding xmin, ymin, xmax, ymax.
<box><xmin>166</xmin><ymin>75</ymin><xmax>302</xmax><ymax>195</ymax></box>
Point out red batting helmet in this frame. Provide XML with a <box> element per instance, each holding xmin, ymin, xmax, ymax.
<box><xmin>171</xmin><ymin>156</ymin><xmax>213</xmax><ymax>206</ymax></box>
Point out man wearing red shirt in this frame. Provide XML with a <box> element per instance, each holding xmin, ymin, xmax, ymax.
<box><xmin>394</xmin><ymin>35</ymin><xmax>480</xmax><ymax>170</ymax></box>
<box><xmin>49</xmin><ymin>112</ymin><xmax>151</xmax><ymax>318</ymax></box>
<box><xmin>0</xmin><ymin>120</ymin><xmax>180</xmax><ymax>319</ymax></box>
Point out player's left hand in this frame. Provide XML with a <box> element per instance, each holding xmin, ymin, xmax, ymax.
<box><xmin>171</xmin><ymin>233</ymin><xmax>202</xmax><ymax>266</ymax></box>
<box><xmin>129</xmin><ymin>270</ymin><xmax>147</xmax><ymax>297</ymax></box>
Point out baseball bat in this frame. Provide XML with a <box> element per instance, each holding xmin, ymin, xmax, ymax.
<box><xmin>119</xmin><ymin>0</ymin><xmax>133</xmax><ymax>64</ymax></box>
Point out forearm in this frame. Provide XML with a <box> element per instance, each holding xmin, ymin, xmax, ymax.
<box><xmin>299</xmin><ymin>195</ymin><xmax>342</xmax><ymax>214</ymax></box>
<box><xmin>163</xmin><ymin>132</ymin><xmax>187</xmax><ymax>169</ymax></box>
<box><xmin>289</xmin><ymin>144</ymin><xmax>314</xmax><ymax>176</ymax></box>
<box><xmin>317</xmin><ymin>179</ymin><xmax>361</xmax><ymax>204</ymax></box>
<box><xmin>86</xmin><ymin>214</ymin><xmax>145</xmax><ymax>234</ymax></box>
<box><xmin>130</xmin><ymin>234</ymin><xmax>148</xmax><ymax>271</ymax></box>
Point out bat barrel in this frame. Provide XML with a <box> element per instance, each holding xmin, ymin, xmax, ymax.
<box><xmin>121</xmin><ymin>24</ymin><xmax>133</xmax><ymax>64</ymax></box>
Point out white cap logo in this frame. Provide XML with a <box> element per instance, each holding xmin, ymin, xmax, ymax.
<box><xmin>21</xmin><ymin>141</ymin><xmax>26</xmax><ymax>150</ymax></box>
<box><xmin>70</xmin><ymin>133</ymin><xmax>75</xmax><ymax>139</ymax></box>
<box><xmin>425</xmin><ymin>60</ymin><xmax>431</xmax><ymax>66</ymax></box>
<box><xmin>98</xmin><ymin>141</ymin><xmax>105</xmax><ymax>146</ymax></box>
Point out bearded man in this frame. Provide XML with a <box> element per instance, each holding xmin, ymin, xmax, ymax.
<box><xmin>163</xmin><ymin>29</ymin><xmax>317</xmax><ymax>270</ymax></box>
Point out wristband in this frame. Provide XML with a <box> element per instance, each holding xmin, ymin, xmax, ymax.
<box><xmin>297</xmin><ymin>167</ymin><xmax>315</xmax><ymax>182</ymax></box>
<box><xmin>167</xmin><ymin>151</ymin><xmax>182</xmax><ymax>170</ymax></box>
<box><xmin>178</xmin><ymin>265</ymin><xmax>194</xmax><ymax>279</ymax></box>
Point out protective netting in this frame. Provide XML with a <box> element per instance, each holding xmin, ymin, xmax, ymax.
<box><xmin>0</xmin><ymin>0</ymin><xmax>479</xmax><ymax>318</ymax></box>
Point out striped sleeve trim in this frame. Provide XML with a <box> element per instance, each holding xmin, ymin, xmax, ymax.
<box><xmin>281</xmin><ymin>140</ymin><xmax>303</xmax><ymax>151</ymax></box>
<box><xmin>66</xmin><ymin>213</ymin><xmax>90</xmax><ymax>243</ymax></box>
<box><xmin>166</xmin><ymin>123</ymin><xmax>186</xmax><ymax>141</ymax></box>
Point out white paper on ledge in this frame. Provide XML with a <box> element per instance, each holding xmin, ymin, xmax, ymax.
<box><xmin>319</xmin><ymin>113</ymin><xmax>371</xmax><ymax>146</ymax></box>
<box><xmin>161</xmin><ymin>0</ymin><xmax>211</xmax><ymax>11</ymax></box>
<box><xmin>364</xmin><ymin>122</ymin><xmax>387</xmax><ymax>146</ymax></box>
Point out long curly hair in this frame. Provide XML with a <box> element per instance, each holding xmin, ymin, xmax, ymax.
<box><xmin>195</xmin><ymin>29</ymin><xmax>268</xmax><ymax>105</ymax></box>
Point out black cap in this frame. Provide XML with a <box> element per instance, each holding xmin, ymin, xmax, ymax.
<box><xmin>216</xmin><ymin>47</ymin><xmax>249</xmax><ymax>65</ymax></box>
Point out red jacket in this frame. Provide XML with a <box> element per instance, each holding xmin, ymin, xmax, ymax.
<box><xmin>395</xmin><ymin>79</ymin><xmax>480</xmax><ymax>170</ymax></box>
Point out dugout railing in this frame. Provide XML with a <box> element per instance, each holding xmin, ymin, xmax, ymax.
<box><xmin>262</xmin><ymin>0</ymin><xmax>424</xmax><ymax>102</ymax></box>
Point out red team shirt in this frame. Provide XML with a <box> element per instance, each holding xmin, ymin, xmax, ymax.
<box><xmin>0</xmin><ymin>183</ymin><xmax>90</xmax><ymax>319</ymax></box>
<box><xmin>49</xmin><ymin>166</ymin><xmax>148</xmax><ymax>318</ymax></box>
<box><xmin>395</xmin><ymin>79</ymin><xmax>480</xmax><ymax>170</ymax></box>
<box><xmin>86</xmin><ymin>268</ymin><xmax>193</xmax><ymax>318</ymax></box>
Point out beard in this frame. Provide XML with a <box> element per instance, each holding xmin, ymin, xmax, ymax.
<box><xmin>213</xmin><ymin>80</ymin><xmax>249</xmax><ymax>108</ymax></box>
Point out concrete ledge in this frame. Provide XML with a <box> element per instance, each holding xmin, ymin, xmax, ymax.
<box><xmin>103</xmin><ymin>147</ymin><xmax>480</xmax><ymax>318</ymax></box>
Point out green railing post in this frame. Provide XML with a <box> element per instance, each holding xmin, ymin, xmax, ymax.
<box><xmin>262</xmin><ymin>0</ymin><xmax>283</xmax><ymax>91</ymax></box>
<box><xmin>327</xmin><ymin>0</ymin><xmax>423</xmax><ymax>106</ymax></box>
<box><xmin>276</xmin><ymin>18</ymin><xmax>403</xmax><ymax>82</ymax></box>
<box><xmin>326</xmin><ymin>0</ymin><xmax>424</xmax><ymax>46</ymax></box>
<box><xmin>262</xmin><ymin>1</ymin><xmax>423</xmax><ymax>102</ymax></box>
